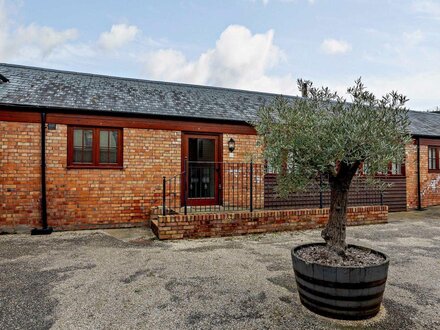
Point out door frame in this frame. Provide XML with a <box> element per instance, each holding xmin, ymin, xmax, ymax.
<box><xmin>181</xmin><ymin>132</ymin><xmax>223</xmax><ymax>206</ymax></box>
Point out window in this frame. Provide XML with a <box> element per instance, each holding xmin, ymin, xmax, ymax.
<box><xmin>68</xmin><ymin>127</ymin><xmax>123</xmax><ymax>168</ymax></box>
<box><xmin>360</xmin><ymin>161</ymin><xmax>405</xmax><ymax>176</ymax></box>
<box><xmin>390</xmin><ymin>162</ymin><xmax>404</xmax><ymax>176</ymax></box>
<box><xmin>362</xmin><ymin>162</ymin><xmax>369</xmax><ymax>175</ymax></box>
<box><xmin>429</xmin><ymin>147</ymin><xmax>439</xmax><ymax>171</ymax></box>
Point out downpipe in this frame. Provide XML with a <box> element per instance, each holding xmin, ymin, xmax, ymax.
<box><xmin>31</xmin><ymin>112</ymin><xmax>53</xmax><ymax>235</ymax></box>
<box><xmin>416</xmin><ymin>137</ymin><xmax>423</xmax><ymax>211</ymax></box>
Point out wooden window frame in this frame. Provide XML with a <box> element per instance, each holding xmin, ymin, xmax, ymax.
<box><xmin>388</xmin><ymin>162</ymin><xmax>406</xmax><ymax>176</ymax></box>
<box><xmin>428</xmin><ymin>146</ymin><xmax>440</xmax><ymax>173</ymax></box>
<box><xmin>67</xmin><ymin>126</ymin><xmax>123</xmax><ymax>169</ymax></box>
<box><xmin>358</xmin><ymin>161</ymin><xmax>406</xmax><ymax>177</ymax></box>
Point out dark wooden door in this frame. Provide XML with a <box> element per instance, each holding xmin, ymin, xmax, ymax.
<box><xmin>182</xmin><ymin>133</ymin><xmax>221</xmax><ymax>206</ymax></box>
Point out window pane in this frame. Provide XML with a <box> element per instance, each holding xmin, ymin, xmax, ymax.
<box><xmin>99</xmin><ymin>130</ymin><xmax>118</xmax><ymax>164</ymax></box>
<box><xmin>429</xmin><ymin>148</ymin><xmax>437</xmax><ymax>170</ymax></box>
<box><xmin>74</xmin><ymin>129</ymin><xmax>83</xmax><ymax>147</ymax></box>
<box><xmin>72</xmin><ymin>128</ymin><xmax>93</xmax><ymax>163</ymax></box>
<box><xmin>109</xmin><ymin>149</ymin><xmax>117</xmax><ymax>163</ymax></box>
<box><xmin>99</xmin><ymin>148</ymin><xmax>117</xmax><ymax>163</ymax></box>
<box><xmin>391</xmin><ymin>162</ymin><xmax>401</xmax><ymax>175</ymax></box>
<box><xmin>73</xmin><ymin>148</ymin><xmax>82</xmax><ymax>162</ymax></box>
<box><xmin>83</xmin><ymin>148</ymin><xmax>93</xmax><ymax>163</ymax></box>
<box><xmin>100</xmin><ymin>150</ymin><xmax>109</xmax><ymax>163</ymax></box>
<box><xmin>363</xmin><ymin>163</ymin><xmax>369</xmax><ymax>174</ymax></box>
<box><xmin>110</xmin><ymin>131</ymin><xmax>118</xmax><ymax>147</ymax></box>
<box><xmin>100</xmin><ymin>130</ymin><xmax>109</xmax><ymax>148</ymax></box>
<box><xmin>84</xmin><ymin>130</ymin><xmax>93</xmax><ymax>147</ymax></box>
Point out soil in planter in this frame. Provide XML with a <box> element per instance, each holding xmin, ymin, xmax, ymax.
<box><xmin>296</xmin><ymin>245</ymin><xmax>385</xmax><ymax>267</ymax></box>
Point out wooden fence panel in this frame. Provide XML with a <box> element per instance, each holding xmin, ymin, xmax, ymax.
<box><xmin>264</xmin><ymin>174</ymin><xmax>406</xmax><ymax>212</ymax></box>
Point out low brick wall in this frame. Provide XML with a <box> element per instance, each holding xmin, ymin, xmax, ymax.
<box><xmin>151</xmin><ymin>205</ymin><xmax>388</xmax><ymax>240</ymax></box>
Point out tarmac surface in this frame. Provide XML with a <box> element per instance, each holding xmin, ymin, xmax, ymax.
<box><xmin>1</xmin><ymin>208</ymin><xmax>440</xmax><ymax>329</ymax></box>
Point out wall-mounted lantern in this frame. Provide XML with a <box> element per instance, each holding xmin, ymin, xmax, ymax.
<box><xmin>228</xmin><ymin>138</ymin><xmax>236</xmax><ymax>153</ymax></box>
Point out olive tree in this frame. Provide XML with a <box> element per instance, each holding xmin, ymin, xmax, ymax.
<box><xmin>256</xmin><ymin>78</ymin><xmax>411</xmax><ymax>255</ymax></box>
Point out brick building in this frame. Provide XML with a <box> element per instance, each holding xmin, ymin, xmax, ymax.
<box><xmin>0</xmin><ymin>64</ymin><xmax>439</xmax><ymax>237</ymax></box>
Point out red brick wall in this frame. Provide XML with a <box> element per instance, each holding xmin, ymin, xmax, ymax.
<box><xmin>1</xmin><ymin>121</ymin><xmax>183</xmax><ymax>232</ymax></box>
<box><xmin>406</xmin><ymin>142</ymin><xmax>440</xmax><ymax>209</ymax></box>
<box><xmin>0</xmin><ymin>117</ymin><xmax>411</xmax><ymax>233</ymax></box>
<box><xmin>222</xmin><ymin>133</ymin><xmax>263</xmax><ymax>209</ymax></box>
<box><xmin>405</xmin><ymin>143</ymin><xmax>418</xmax><ymax>209</ymax></box>
<box><xmin>152</xmin><ymin>205</ymin><xmax>388</xmax><ymax>240</ymax></box>
<box><xmin>0</xmin><ymin>122</ymin><xmax>41</xmax><ymax>232</ymax></box>
<box><xmin>45</xmin><ymin>125</ymin><xmax>182</xmax><ymax>230</ymax></box>
<box><xmin>1</xmin><ymin>121</ymin><xmax>264</xmax><ymax>232</ymax></box>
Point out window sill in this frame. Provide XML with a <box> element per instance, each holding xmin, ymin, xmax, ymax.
<box><xmin>428</xmin><ymin>169</ymin><xmax>440</xmax><ymax>173</ymax></box>
<box><xmin>67</xmin><ymin>165</ymin><xmax>124</xmax><ymax>170</ymax></box>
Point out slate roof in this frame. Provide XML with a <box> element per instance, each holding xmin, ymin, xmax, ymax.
<box><xmin>1</xmin><ymin>63</ymin><xmax>439</xmax><ymax>137</ymax></box>
<box><xmin>0</xmin><ymin>63</ymin><xmax>280</xmax><ymax>123</ymax></box>
<box><xmin>407</xmin><ymin>111</ymin><xmax>440</xmax><ymax>137</ymax></box>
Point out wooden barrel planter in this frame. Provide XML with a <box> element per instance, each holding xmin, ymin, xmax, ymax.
<box><xmin>291</xmin><ymin>243</ymin><xmax>389</xmax><ymax>320</ymax></box>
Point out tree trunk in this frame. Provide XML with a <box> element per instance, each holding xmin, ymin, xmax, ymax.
<box><xmin>321</xmin><ymin>161</ymin><xmax>360</xmax><ymax>255</ymax></box>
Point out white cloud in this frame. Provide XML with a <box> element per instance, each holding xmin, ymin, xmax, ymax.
<box><xmin>0</xmin><ymin>0</ymin><xmax>78</xmax><ymax>61</ymax></box>
<box><xmin>356</xmin><ymin>28</ymin><xmax>440</xmax><ymax>110</ymax></box>
<box><xmin>316</xmin><ymin>70</ymin><xmax>440</xmax><ymax>111</ymax></box>
<box><xmin>412</xmin><ymin>1</ymin><xmax>440</xmax><ymax>20</ymax></box>
<box><xmin>97</xmin><ymin>24</ymin><xmax>139</xmax><ymax>51</ymax></box>
<box><xmin>321</xmin><ymin>38</ymin><xmax>352</xmax><ymax>54</ymax></box>
<box><xmin>15</xmin><ymin>25</ymin><xmax>78</xmax><ymax>56</ymax></box>
<box><xmin>143</xmin><ymin>25</ymin><xmax>297</xmax><ymax>95</ymax></box>
<box><xmin>366</xmin><ymin>72</ymin><xmax>440</xmax><ymax>110</ymax></box>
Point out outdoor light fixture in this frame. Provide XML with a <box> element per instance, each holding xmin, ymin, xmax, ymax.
<box><xmin>228</xmin><ymin>138</ymin><xmax>235</xmax><ymax>153</ymax></box>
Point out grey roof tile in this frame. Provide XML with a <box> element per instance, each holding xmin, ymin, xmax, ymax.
<box><xmin>0</xmin><ymin>63</ymin><xmax>278</xmax><ymax>123</ymax></box>
<box><xmin>408</xmin><ymin>111</ymin><xmax>440</xmax><ymax>137</ymax></box>
<box><xmin>1</xmin><ymin>63</ymin><xmax>439</xmax><ymax>137</ymax></box>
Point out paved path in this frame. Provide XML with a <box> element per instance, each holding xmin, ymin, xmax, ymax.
<box><xmin>1</xmin><ymin>209</ymin><xmax>440</xmax><ymax>329</ymax></box>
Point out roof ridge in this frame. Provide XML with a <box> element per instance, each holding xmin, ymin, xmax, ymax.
<box><xmin>0</xmin><ymin>62</ymin><xmax>298</xmax><ymax>99</ymax></box>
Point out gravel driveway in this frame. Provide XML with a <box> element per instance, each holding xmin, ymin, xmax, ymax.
<box><xmin>1</xmin><ymin>208</ymin><xmax>440</xmax><ymax>330</ymax></box>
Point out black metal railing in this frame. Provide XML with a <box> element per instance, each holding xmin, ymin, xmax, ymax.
<box><xmin>161</xmin><ymin>162</ymin><xmax>384</xmax><ymax>216</ymax></box>
<box><xmin>161</xmin><ymin>160</ymin><xmax>264</xmax><ymax>215</ymax></box>
<box><xmin>162</xmin><ymin>173</ymin><xmax>182</xmax><ymax>216</ymax></box>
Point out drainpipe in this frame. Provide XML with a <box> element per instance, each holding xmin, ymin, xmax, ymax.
<box><xmin>416</xmin><ymin>137</ymin><xmax>422</xmax><ymax>211</ymax></box>
<box><xmin>31</xmin><ymin>112</ymin><xmax>53</xmax><ymax>235</ymax></box>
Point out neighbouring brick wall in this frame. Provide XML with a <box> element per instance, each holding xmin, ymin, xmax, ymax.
<box><xmin>406</xmin><ymin>142</ymin><xmax>440</xmax><ymax>209</ymax></box>
<box><xmin>152</xmin><ymin>205</ymin><xmax>388</xmax><ymax>240</ymax></box>
<box><xmin>0</xmin><ymin>122</ymin><xmax>42</xmax><ymax>232</ymax></box>
<box><xmin>405</xmin><ymin>143</ymin><xmax>418</xmax><ymax>209</ymax></box>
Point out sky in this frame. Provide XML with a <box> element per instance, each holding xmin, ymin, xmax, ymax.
<box><xmin>1</xmin><ymin>0</ymin><xmax>439</xmax><ymax>111</ymax></box>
